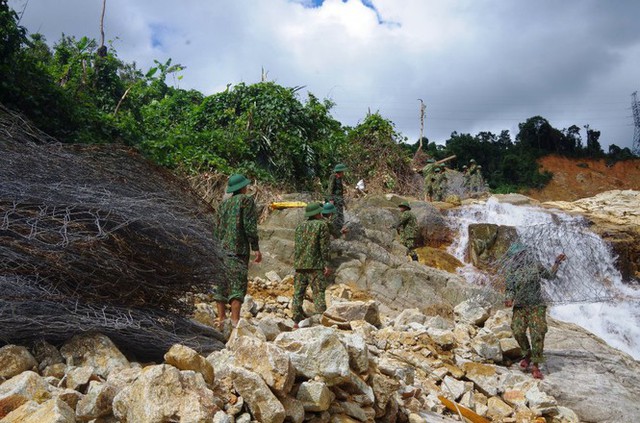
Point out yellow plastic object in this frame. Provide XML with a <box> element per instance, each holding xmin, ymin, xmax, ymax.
<box><xmin>270</xmin><ymin>201</ymin><xmax>307</xmax><ymax>210</ymax></box>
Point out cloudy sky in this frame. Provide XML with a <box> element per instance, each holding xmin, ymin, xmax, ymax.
<box><xmin>9</xmin><ymin>0</ymin><xmax>640</xmax><ymax>150</ymax></box>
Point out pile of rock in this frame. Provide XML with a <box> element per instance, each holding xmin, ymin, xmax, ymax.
<box><xmin>0</xmin><ymin>282</ymin><xmax>583</xmax><ymax>423</ymax></box>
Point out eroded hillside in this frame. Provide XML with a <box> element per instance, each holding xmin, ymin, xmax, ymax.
<box><xmin>526</xmin><ymin>155</ymin><xmax>640</xmax><ymax>202</ymax></box>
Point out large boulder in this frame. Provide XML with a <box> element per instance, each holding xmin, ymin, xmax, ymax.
<box><xmin>467</xmin><ymin>223</ymin><xmax>517</xmax><ymax>269</ymax></box>
<box><xmin>112</xmin><ymin>364</ymin><xmax>219</xmax><ymax>423</ymax></box>
<box><xmin>2</xmin><ymin>397</ymin><xmax>75</xmax><ymax>423</ymax></box>
<box><xmin>256</xmin><ymin>195</ymin><xmax>474</xmax><ymax>315</ymax></box>
<box><xmin>0</xmin><ymin>345</ymin><xmax>37</xmax><ymax>379</ymax></box>
<box><xmin>0</xmin><ymin>371</ymin><xmax>50</xmax><ymax>418</ymax></box>
<box><xmin>164</xmin><ymin>344</ymin><xmax>215</xmax><ymax>385</ymax></box>
<box><xmin>227</xmin><ymin>336</ymin><xmax>295</xmax><ymax>394</ymax></box>
<box><xmin>541</xmin><ymin>318</ymin><xmax>640</xmax><ymax>423</ymax></box>
<box><xmin>274</xmin><ymin>326</ymin><xmax>351</xmax><ymax>385</ymax></box>
<box><xmin>60</xmin><ymin>333</ymin><xmax>129</xmax><ymax>378</ymax></box>
<box><xmin>230</xmin><ymin>366</ymin><xmax>286</xmax><ymax>423</ymax></box>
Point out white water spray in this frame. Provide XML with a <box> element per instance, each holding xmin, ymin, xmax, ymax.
<box><xmin>447</xmin><ymin>197</ymin><xmax>640</xmax><ymax>359</ymax></box>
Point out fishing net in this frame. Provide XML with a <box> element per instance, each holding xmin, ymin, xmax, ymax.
<box><xmin>0</xmin><ymin>104</ymin><xmax>230</xmax><ymax>358</ymax></box>
<box><xmin>468</xmin><ymin>221</ymin><xmax>619</xmax><ymax>306</ymax></box>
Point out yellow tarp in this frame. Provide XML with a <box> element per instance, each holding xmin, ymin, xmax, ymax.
<box><xmin>270</xmin><ymin>201</ymin><xmax>307</xmax><ymax>210</ymax></box>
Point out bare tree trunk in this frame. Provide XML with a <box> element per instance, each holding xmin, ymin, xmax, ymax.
<box><xmin>100</xmin><ymin>0</ymin><xmax>106</xmax><ymax>49</ymax></box>
<box><xmin>97</xmin><ymin>0</ymin><xmax>108</xmax><ymax>57</ymax></box>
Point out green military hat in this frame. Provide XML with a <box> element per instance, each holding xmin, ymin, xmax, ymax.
<box><xmin>333</xmin><ymin>163</ymin><xmax>347</xmax><ymax>172</ymax></box>
<box><xmin>434</xmin><ymin>167</ymin><xmax>441</xmax><ymax>173</ymax></box>
<box><xmin>226</xmin><ymin>173</ymin><xmax>251</xmax><ymax>193</ymax></box>
<box><xmin>470</xmin><ymin>159</ymin><xmax>476</xmax><ymax>163</ymax></box>
<box><xmin>462</xmin><ymin>165</ymin><xmax>468</xmax><ymax>169</ymax></box>
<box><xmin>398</xmin><ymin>201</ymin><xmax>411</xmax><ymax>210</ymax></box>
<box><xmin>322</xmin><ymin>202</ymin><xmax>337</xmax><ymax>215</ymax></box>
<box><xmin>507</xmin><ymin>241</ymin><xmax>527</xmax><ymax>256</ymax></box>
<box><xmin>304</xmin><ymin>202</ymin><xmax>324</xmax><ymax>217</ymax></box>
<box><xmin>426</xmin><ymin>158</ymin><xmax>436</xmax><ymax>163</ymax></box>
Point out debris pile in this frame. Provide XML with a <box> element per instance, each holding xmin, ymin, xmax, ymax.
<box><xmin>0</xmin><ymin>105</ymin><xmax>229</xmax><ymax>358</ymax></box>
<box><xmin>0</xmin><ymin>280</ymin><xmax>587</xmax><ymax>422</ymax></box>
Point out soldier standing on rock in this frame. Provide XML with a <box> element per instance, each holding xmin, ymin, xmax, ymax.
<box><xmin>503</xmin><ymin>242</ymin><xmax>566</xmax><ymax>379</ymax></box>
<box><xmin>422</xmin><ymin>158</ymin><xmax>437</xmax><ymax>201</ymax></box>
<box><xmin>326</xmin><ymin>163</ymin><xmax>347</xmax><ymax>237</ymax></box>
<box><xmin>292</xmin><ymin>202</ymin><xmax>331</xmax><ymax>328</ymax></box>
<box><xmin>322</xmin><ymin>202</ymin><xmax>342</xmax><ymax>239</ymax></box>
<box><xmin>433</xmin><ymin>166</ymin><xmax>448</xmax><ymax>201</ymax></box>
<box><xmin>393</xmin><ymin>201</ymin><xmax>418</xmax><ymax>261</ymax></box>
<box><xmin>213</xmin><ymin>174</ymin><xmax>262</xmax><ymax>328</ymax></box>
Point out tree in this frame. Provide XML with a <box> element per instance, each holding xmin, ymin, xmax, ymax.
<box><xmin>584</xmin><ymin>125</ymin><xmax>603</xmax><ymax>157</ymax></box>
<box><xmin>516</xmin><ymin>116</ymin><xmax>565</xmax><ymax>155</ymax></box>
<box><xmin>562</xmin><ymin>124</ymin><xmax>582</xmax><ymax>155</ymax></box>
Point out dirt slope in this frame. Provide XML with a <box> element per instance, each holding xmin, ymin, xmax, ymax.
<box><xmin>526</xmin><ymin>155</ymin><xmax>640</xmax><ymax>202</ymax></box>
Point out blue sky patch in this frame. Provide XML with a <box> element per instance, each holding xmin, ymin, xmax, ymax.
<box><xmin>149</xmin><ymin>23</ymin><xmax>172</xmax><ymax>50</ymax></box>
<box><xmin>294</xmin><ymin>0</ymin><xmax>399</xmax><ymax>26</ymax></box>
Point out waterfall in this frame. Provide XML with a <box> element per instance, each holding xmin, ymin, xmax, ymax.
<box><xmin>447</xmin><ymin>197</ymin><xmax>640</xmax><ymax>359</ymax></box>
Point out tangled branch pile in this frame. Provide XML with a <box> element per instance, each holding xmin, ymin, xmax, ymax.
<box><xmin>0</xmin><ymin>105</ymin><xmax>229</xmax><ymax>358</ymax></box>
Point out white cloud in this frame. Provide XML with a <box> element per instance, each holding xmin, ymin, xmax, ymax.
<box><xmin>8</xmin><ymin>0</ymin><xmax>640</xmax><ymax>149</ymax></box>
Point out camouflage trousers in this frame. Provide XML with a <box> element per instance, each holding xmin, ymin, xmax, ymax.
<box><xmin>334</xmin><ymin>201</ymin><xmax>344</xmax><ymax>234</ymax></box>
<box><xmin>292</xmin><ymin>269</ymin><xmax>326</xmax><ymax>323</ymax></box>
<box><xmin>212</xmin><ymin>254</ymin><xmax>249</xmax><ymax>303</ymax></box>
<box><xmin>402</xmin><ymin>239</ymin><xmax>418</xmax><ymax>261</ymax></box>
<box><xmin>511</xmin><ymin>305</ymin><xmax>548</xmax><ymax>364</ymax></box>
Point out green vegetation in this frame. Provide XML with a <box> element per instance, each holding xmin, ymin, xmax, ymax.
<box><xmin>0</xmin><ymin>2</ymin><xmax>636</xmax><ymax>193</ymax></box>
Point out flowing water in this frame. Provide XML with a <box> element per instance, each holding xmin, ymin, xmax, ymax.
<box><xmin>447</xmin><ymin>197</ymin><xmax>640</xmax><ymax>359</ymax></box>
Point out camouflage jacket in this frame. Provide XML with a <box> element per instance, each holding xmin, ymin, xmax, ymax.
<box><xmin>294</xmin><ymin>218</ymin><xmax>330</xmax><ymax>270</ymax></box>
<box><xmin>422</xmin><ymin>163</ymin><xmax>436</xmax><ymax>179</ymax></box>
<box><xmin>505</xmin><ymin>261</ymin><xmax>554</xmax><ymax>307</ymax></box>
<box><xmin>395</xmin><ymin>210</ymin><xmax>417</xmax><ymax>244</ymax></box>
<box><xmin>326</xmin><ymin>173</ymin><xmax>344</xmax><ymax>205</ymax></box>
<box><xmin>324</xmin><ymin>215</ymin><xmax>342</xmax><ymax>238</ymax></box>
<box><xmin>214</xmin><ymin>193</ymin><xmax>260</xmax><ymax>256</ymax></box>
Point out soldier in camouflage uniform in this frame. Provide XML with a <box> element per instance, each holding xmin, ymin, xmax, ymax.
<box><xmin>433</xmin><ymin>166</ymin><xmax>448</xmax><ymax>201</ymax></box>
<box><xmin>393</xmin><ymin>201</ymin><xmax>418</xmax><ymax>261</ymax></box>
<box><xmin>292</xmin><ymin>202</ymin><xmax>331</xmax><ymax>327</ymax></box>
<box><xmin>322</xmin><ymin>202</ymin><xmax>341</xmax><ymax>239</ymax></box>
<box><xmin>422</xmin><ymin>158</ymin><xmax>437</xmax><ymax>201</ymax></box>
<box><xmin>213</xmin><ymin>174</ymin><xmax>262</xmax><ymax>328</ymax></box>
<box><xmin>326</xmin><ymin>163</ymin><xmax>347</xmax><ymax>237</ymax></box>
<box><xmin>467</xmin><ymin>159</ymin><xmax>481</xmax><ymax>193</ymax></box>
<box><xmin>504</xmin><ymin>242</ymin><xmax>566</xmax><ymax>379</ymax></box>
<box><xmin>321</xmin><ymin>202</ymin><xmax>340</xmax><ymax>287</ymax></box>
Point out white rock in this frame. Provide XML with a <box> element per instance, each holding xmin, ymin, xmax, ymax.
<box><xmin>164</xmin><ymin>344</ymin><xmax>215</xmax><ymax>385</ymax></box>
<box><xmin>112</xmin><ymin>364</ymin><xmax>218</xmax><ymax>423</ymax></box>
<box><xmin>296</xmin><ymin>380</ymin><xmax>335</xmax><ymax>412</ymax></box>
<box><xmin>454</xmin><ymin>299</ymin><xmax>490</xmax><ymax>325</ymax></box>
<box><xmin>274</xmin><ymin>326</ymin><xmax>350</xmax><ymax>385</ymax></box>
<box><xmin>0</xmin><ymin>345</ymin><xmax>38</xmax><ymax>379</ymax></box>
<box><xmin>59</xmin><ymin>333</ymin><xmax>129</xmax><ymax>378</ymax></box>
<box><xmin>231</xmin><ymin>366</ymin><xmax>286</xmax><ymax>423</ymax></box>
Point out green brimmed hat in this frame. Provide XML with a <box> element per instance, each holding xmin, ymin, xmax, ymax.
<box><xmin>507</xmin><ymin>242</ymin><xmax>527</xmax><ymax>256</ymax></box>
<box><xmin>470</xmin><ymin>159</ymin><xmax>476</xmax><ymax>163</ymax></box>
<box><xmin>427</xmin><ymin>158</ymin><xmax>436</xmax><ymax>163</ymax></box>
<box><xmin>304</xmin><ymin>202</ymin><xmax>324</xmax><ymax>217</ymax></box>
<box><xmin>226</xmin><ymin>174</ymin><xmax>251</xmax><ymax>193</ymax></box>
<box><xmin>333</xmin><ymin>163</ymin><xmax>347</xmax><ymax>172</ymax></box>
<box><xmin>322</xmin><ymin>202</ymin><xmax>337</xmax><ymax>215</ymax></box>
<box><xmin>398</xmin><ymin>201</ymin><xmax>411</xmax><ymax>210</ymax></box>
<box><xmin>434</xmin><ymin>167</ymin><xmax>441</xmax><ymax>173</ymax></box>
